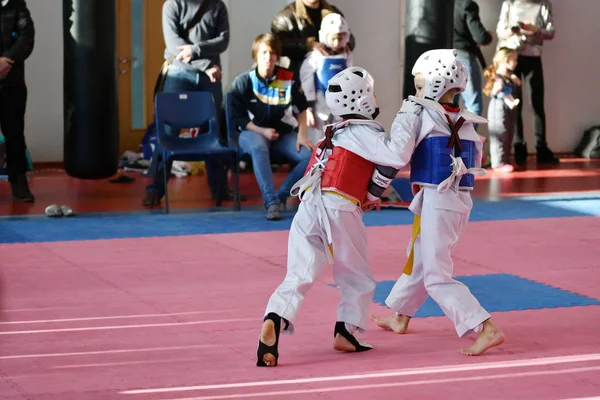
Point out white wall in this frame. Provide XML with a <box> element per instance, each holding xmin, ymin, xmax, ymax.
<box><xmin>23</xmin><ymin>0</ymin><xmax>600</xmax><ymax>162</ymax></box>
<box><xmin>25</xmin><ymin>0</ymin><xmax>63</xmax><ymax>162</ymax></box>
<box><xmin>221</xmin><ymin>0</ymin><xmax>290</xmax><ymax>89</ymax></box>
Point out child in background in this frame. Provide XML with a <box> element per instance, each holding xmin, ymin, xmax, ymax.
<box><xmin>483</xmin><ymin>47</ymin><xmax>522</xmax><ymax>172</ymax></box>
<box><xmin>300</xmin><ymin>13</ymin><xmax>353</xmax><ymax>144</ymax></box>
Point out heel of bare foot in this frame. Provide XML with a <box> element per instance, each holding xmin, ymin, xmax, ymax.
<box><xmin>256</xmin><ymin>313</ymin><xmax>282</xmax><ymax>367</ymax></box>
<box><xmin>370</xmin><ymin>314</ymin><xmax>411</xmax><ymax>334</ymax></box>
<box><xmin>461</xmin><ymin>320</ymin><xmax>505</xmax><ymax>356</ymax></box>
<box><xmin>333</xmin><ymin>321</ymin><xmax>373</xmax><ymax>352</ymax></box>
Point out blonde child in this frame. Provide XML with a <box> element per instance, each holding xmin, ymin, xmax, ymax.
<box><xmin>483</xmin><ymin>47</ymin><xmax>522</xmax><ymax>172</ymax></box>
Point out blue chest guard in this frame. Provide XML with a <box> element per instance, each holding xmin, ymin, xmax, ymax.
<box><xmin>315</xmin><ymin>57</ymin><xmax>348</xmax><ymax>93</ymax></box>
<box><xmin>410</xmin><ymin>136</ymin><xmax>477</xmax><ymax>188</ymax></box>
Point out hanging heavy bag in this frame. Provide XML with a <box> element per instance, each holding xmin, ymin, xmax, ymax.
<box><xmin>63</xmin><ymin>0</ymin><xmax>119</xmax><ymax>179</ymax></box>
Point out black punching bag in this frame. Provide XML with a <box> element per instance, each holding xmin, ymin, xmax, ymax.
<box><xmin>403</xmin><ymin>0</ymin><xmax>455</xmax><ymax>98</ymax></box>
<box><xmin>63</xmin><ymin>0</ymin><xmax>119</xmax><ymax>179</ymax></box>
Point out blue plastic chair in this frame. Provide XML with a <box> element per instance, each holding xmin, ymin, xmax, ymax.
<box><xmin>224</xmin><ymin>91</ymin><xmax>241</xmax><ymax>156</ymax></box>
<box><xmin>153</xmin><ymin>91</ymin><xmax>240</xmax><ymax>213</ymax></box>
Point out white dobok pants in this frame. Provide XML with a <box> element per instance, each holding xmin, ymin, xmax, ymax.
<box><xmin>385</xmin><ymin>187</ymin><xmax>490</xmax><ymax>337</ymax></box>
<box><xmin>264</xmin><ymin>192</ymin><xmax>375</xmax><ymax>334</ymax></box>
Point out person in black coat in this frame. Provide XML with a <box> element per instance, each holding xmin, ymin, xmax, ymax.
<box><xmin>0</xmin><ymin>0</ymin><xmax>35</xmax><ymax>202</ymax></box>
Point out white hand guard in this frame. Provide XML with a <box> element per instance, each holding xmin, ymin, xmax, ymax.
<box><xmin>400</xmin><ymin>98</ymin><xmax>422</xmax><ymax>115</ymax></box>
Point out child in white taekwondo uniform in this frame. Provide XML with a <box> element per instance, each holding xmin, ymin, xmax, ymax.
<box><xmin>300</xmin><ymin>13</ymin><xmax>353</xmax><ymax>144</ymax></box>
<box><xmin>256</xmin><ymin>67</ymin><xmax>413</xmax><ymax>367</ymax></box>
<box><xmin>371</xmin><ymin>49</ymin><xmax>505</xmax><ymax>356</ymax></box>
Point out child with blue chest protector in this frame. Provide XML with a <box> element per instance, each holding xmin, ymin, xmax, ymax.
<box><xmin>370</xmin><ymin>49</ymin><xmax>506</xmax><ymax>356</ymax></box>
<box><xmin>300</xmin><ymin>13</ymin><xmax>353</xmax><ymax>144</ymax></box>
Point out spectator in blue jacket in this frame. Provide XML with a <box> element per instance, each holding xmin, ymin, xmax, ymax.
<box><xmin>230</xmin><ymin>33</ymin><xmax>314</xmax><ymax>220</ymax></box>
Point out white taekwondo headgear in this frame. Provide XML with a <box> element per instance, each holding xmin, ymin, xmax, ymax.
<box><xmin>411</xmin><ymin>49</ymin><xmax>468</xmax><ymax>101</ymax></box>
<box><xmin>319</xmin><ymin>13</ymin><xmax>350</xmax><ymax>48</ymax></box>
<box><xmin>326</xmin><ymin>66</ymin><xmax>378</xmax><ymax>120</ymax></box>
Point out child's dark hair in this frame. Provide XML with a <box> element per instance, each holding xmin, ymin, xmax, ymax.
<box><xmin>483</xmin><ymin>47</ymin><xmax>517</xmax><ymax>97</ymax></box>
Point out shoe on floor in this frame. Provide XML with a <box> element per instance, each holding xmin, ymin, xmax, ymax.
<box><xmin>266</xmin><ymin>203</ymin><xmax>282</xmax><ymax>221</ymax></box>
<box><xmin>493</xmin><ymin>164</ymin><xmax>514</xmax><ymax>173</ymax></box>
<box><xmin>513</xmin><ymin>142</ymin><xmax>528</xmax><ymax>166</ymax></box>
<box><xmin>61</xmin><ymin>205</ymin><xmax>76</xmax><ymax>217</ymax></box>
<box><xmin>45</xmin><ymin>204</ymin><xmax>62</xmax><ymax>217</ymax></box>
<box><xmin>143</xmin><ymin>191</ymin><xmax>163</xmax><ymax>207</ymax></box>
<box><xmin>536</xmin><ymin>146</ymin><xmax>560</xmax><ymax>164</ymax></box>
<box><xmin>11</xmin><ymin>175</ymin><xmax>34</xmax><ymax>202</ymax></box>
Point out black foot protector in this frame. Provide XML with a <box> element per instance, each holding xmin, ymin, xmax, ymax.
<box><xmin>256</xmin><ymin>313</ymin><xmax>288</xmax><ymax>367</ymax></box>
<box><xmin>334</xmin><ymin>321</ymin><xmax>373</xmax><ymax>352</ymax></box>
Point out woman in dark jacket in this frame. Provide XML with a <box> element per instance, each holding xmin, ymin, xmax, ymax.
<box><xmin>271</xmin><ymin>0</ymin><xmax>354</xmax><ymax>75</ymax></box>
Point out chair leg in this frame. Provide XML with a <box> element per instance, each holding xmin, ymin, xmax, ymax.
<box><xmin>163</xmin><ymin>157</ymin><xmax>169</xmax><ymax>214</ymax></box>
<box><xmin>234</xmin><ymin>157</ymin><xmax>241</xmax><ymax>211</ymax></box>
<box><xmin>215</xmin><ymin>161</ymin><xmax>224</xmax><ymax>208</ymax></box>
<box><xmin>150</xmin><ymin>151</ymin><xmax>160</xmax><ymax>210</ymax></box>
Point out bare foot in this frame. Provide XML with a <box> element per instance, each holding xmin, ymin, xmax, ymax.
<box><xmin>461</xmin><ymin>320</ymin><xmax>505</xmax><ymax>356</ymax></box>
<box><xmin>333</xmin><ymin>332</ymin><xmax>373</xmax><ymax>352</ymax></box>
<box><xmin>370</xmin><ymin>314</ymin><xmax>411</xmax><ymax>334</ymax></box>
<box><xmin>258</xmin><ymin>319</ymin><xmax>277</xmax><ymax>366</ymax></box>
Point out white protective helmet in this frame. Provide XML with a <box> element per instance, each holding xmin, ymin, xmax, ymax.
<box><xmin>411</xmin><ymin>49</ymin><xmax>468</xmax><ymax>101</ymax></box>
<box><xmin>326</xmin><ymin>67</ymin><xmax>378</xmax><ymax>120</ymax></box>
<box><xmin>319</xmin><ymin>13</ymin><xmax>350</xmax><ymax>48</ymax></box>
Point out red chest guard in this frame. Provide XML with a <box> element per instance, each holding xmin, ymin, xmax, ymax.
<box><xmin>305</xmin><ymin>126</ymin><xmax>376</xmax><ymax>205</ymax></box>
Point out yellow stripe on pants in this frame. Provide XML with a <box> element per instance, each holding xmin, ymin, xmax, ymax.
<box><xmin>402</xmin><ymin>185</ymin><xmax>422</xmax><ymax>276</ymax></box>
<box><xmin>402</xmin><ymin>213</ymin><xmax>421</xmax><ymax>276</ymax></box>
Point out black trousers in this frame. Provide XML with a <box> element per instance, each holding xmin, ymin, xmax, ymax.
<box><xmin>513</xmin><ymin>55</ymin><xmax>548</xmax><ymax>148</ymax></box>
<box><xmin>0</xmin><ymin>84</ymin><xmax>28</xmax><ymax>183</ymax></box>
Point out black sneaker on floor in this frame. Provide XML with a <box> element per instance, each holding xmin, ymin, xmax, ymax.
<box><xmin>513</xmin><ymin>142</ymin><xmax>528</xmax><ymax>166</ymax></box>
<box><xmin>536</xmin><ymin>146</ymin><xmax>560</xmax><ymax>164</ymax></box>
<box><xmin>142</xmin><ymin>191</ymin><xmax>163</xmax><ymax>207</ymax></box>
<box><xmin>11</xmin><ymin>175</ymin><xmax>35</xmax><ymax>202</ymax></box>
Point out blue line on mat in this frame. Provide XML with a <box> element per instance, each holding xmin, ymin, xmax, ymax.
<box><xmin>0</xmin><ymin>195</ymin><xmax>599</xmax><ymax>244</ymax></box>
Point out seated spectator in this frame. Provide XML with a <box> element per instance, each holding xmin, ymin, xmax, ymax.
<box><xmin>300</xmin><ymin>13</ymin><xmax>352</xmax><ymax>144</ymax></box>
<box><xmin>230</xmin><ymin>34</ymin><xmax>314</xmax><ymax>221</ymax></box>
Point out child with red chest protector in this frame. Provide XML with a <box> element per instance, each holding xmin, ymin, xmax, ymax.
<box><xmin>256</xmin><ymin>66</ymin><xmax>414</xmax><ymax>367</ymax></box>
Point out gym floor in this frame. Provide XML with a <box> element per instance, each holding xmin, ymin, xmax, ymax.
<box><xmin>1</xmin><ymin>155</ymin><xmax>599</xmax><ymax>400</ymax></box>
